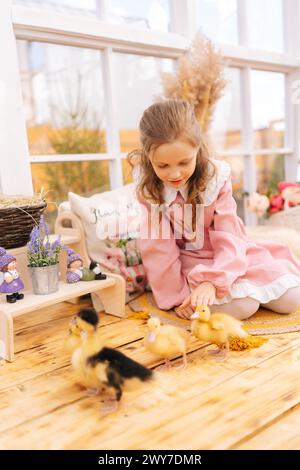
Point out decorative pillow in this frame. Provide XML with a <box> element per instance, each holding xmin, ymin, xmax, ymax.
<box><xmin>68</xmin><ymin>184</ymin><xmax>149</xmax><ymax>302</ymax></box>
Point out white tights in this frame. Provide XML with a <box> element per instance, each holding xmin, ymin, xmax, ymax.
<box><xmin>209</xmin><ymin>286</ymin><xmax>300</xmax><ymax>321</ymax></box>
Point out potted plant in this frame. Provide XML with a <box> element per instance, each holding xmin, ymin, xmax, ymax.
<box><xmin>27</xmin><ymin>215</ymin><xmax>63</xmax><ymax>294</ymax></box>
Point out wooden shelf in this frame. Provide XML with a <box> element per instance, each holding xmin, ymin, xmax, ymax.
<box><xmin>0</xmin><ymin>274</ymin><xmax>126</xmax><ymax>362</ymax></box>
<box><xmin>0</xmin><ymin>278</ymin><xmax>116</xmax><ymax>318</ymax></box>
<box><xmin>1</xmin><ymin>218</ymin><xmax>126</xmax><ymax>362</ymax></box>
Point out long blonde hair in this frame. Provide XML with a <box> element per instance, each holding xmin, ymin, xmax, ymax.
<box><xmin>127</xmin><ymin>99</ymin><xmax>216</xmax><ymax>228</ymax></box>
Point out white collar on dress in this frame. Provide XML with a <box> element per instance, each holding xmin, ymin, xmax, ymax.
<box><xmin>132</xmin><ymin>158</ymin><xmax>231</xmax><ymax>207</ymax></box>
<box><xmin>163</xmin><ymin>184</ymin><xmax>189</xmax><ymax>206</ymax></box>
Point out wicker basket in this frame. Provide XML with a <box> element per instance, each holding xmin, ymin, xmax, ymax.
<box><xmin>0</xmin><ymin>199</ymin><xmax>47</xmax><ymax>249</ymax></box>
<box><xmin>263</xmin><ymin>205</ymin><xmax>300</xmax><ymax>233</ymax></box>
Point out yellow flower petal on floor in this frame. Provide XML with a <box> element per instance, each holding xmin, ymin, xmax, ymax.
<box><xmin>127</xmin><ymin>310</ymin><xmax>150</xmax><ymax>320</ymax></box>
<box><xmin>229</xmin><ymin>335</ymin><xmax>268</xmax><ymax>351</ymax></box>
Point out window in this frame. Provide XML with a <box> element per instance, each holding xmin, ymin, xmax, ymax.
<box><xmin>219</xmin><ymin>156</ymin><xmax>245</xmax><ymax>220</ymax></box>
<box><xmin>195</xmin><ymin>0</ymin><xmax>238</xmax><ymax>45</ymax></box>
<box><xmin>113</xmin><ymin>53</ymin><xmax>174</xmax><ymax>153</ymax></box>
<box><xmin>255</xmin><ymin>154</ymin><xmax>285</xmax><ymax>194</ymax></box>
<box><xmin>16</xmin><ymin>39</ymin><xmax>109</xmax><ymax>229</ymax></box>
<box><xmin>31</xmin><ymin>160</ymin><xmax>110</xmax><ymax>227</ymax></box>
<box><xmin>17</xmin><ymin>41</ymin><xmax>107</xmax><ymax>155</ymax></box>
<box><xmin>13</xmin><ymin>0</ymin><xmax>100</xmax><ymax>17</ymax></box>
<box><xmin>6</xmin><ymin>0</ymin><xmax>300</xmax><ymax>229</ymax></box>
<box><xmin>122</xmin><ymin>159</ymin><xmax>133</xmax><ymax>185</ymax></box>
<box><xmin>107</xmin><ymin>0</ymin><xmax>171</xmax><ymax>32</ymax></box>
<box><xmin>210</xmin><ymin>67</ymin><xmax>242</xmax><ymax>151</ymax></box>
<box><xmin>247</xmin><ymin>0</ymin><xmax>284</xmax><ymax>53</ymax></box>
<box><xmin>209</xmin><ymin>68</ymin><xmax>243</xmax><ymax>217</ymax></box>
<box><xmin>251</xmin><ymin>70</ymin><xmax>285</xmax><ymax>149</ymax></box>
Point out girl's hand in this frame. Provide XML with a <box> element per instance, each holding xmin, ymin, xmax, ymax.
<box><xmin>175</xmin><ymin>295</ymin><xmax>194</xmax><ymax>319</ymax></box>
<box><xmin>174</xmin><ymin>282</ymin><xmax>216</xmax><ymax>319</ymax></box>
<box><xmin>191</xmin><ymin>282</ymin><xmax>216</xmax><ymax>308</ymax></box>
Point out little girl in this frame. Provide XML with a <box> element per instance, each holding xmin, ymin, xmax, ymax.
<box><xmin>129</xmin><ymin>99</ymin><xmax>300</xmax><ymax>320</ymax></box>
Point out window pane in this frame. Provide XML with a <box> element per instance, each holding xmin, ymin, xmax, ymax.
<box><xmin>251</xmin><ymin>70</ymin><xmax>285</xmax><ymax>149</ymax></box>
<box><xmin>31</xmin><ymin>160</ymin><xmax>110</xmax><ymax>229</ymax></box>
<box><xmin>210</xmin><ymin>68</ymin><xmax>242</xmax><ymax>152</ymax></box>
<box><xmin>255</xmin><ymin>154</ymin><xmax>285</xmax><ymax>194</ymax></box>
<box><xmin>108</xmin><ymin>0</ymin><xmax>170</xmax><ymax>32</ymax></box>
<box><xmin>195</xmin><ymin>0</ymin><xmax>238</xmax><ymax>45</ymax></box>
<box><xmin>247</xmin><ymin>0</ymin><xmax>283</xmax><ymax>53</ymax></box>
<box><xmin>123</xmin><ymin>159</ymin><xmax>133</xmax><ymax>185</ymax></box>
<box><xmin>13</xmin><ymin>0</ymin><xmax>99</xmax><ymax>17</ymax></box>
<box><xmin>113</xmin><ymin>53</ymin><xmax>174</xmax><ymax>152</ymax></box>
<box><xmin>17</xmin><ymin>41</ymin><xmax>106</xmax><ymax>155</ymax></box>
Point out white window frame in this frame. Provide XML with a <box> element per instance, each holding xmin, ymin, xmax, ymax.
<box><xmin>0</xmin><ymin>0</ymin><xmax>299</xmax><ymax>226</ymax></box>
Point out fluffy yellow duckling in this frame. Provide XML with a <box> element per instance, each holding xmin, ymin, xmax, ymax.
<box><xmin>190</xmin><ymin>305</ymin><xmax>248</xmax><ymax>360</ymax></box>
<box><xmin>64</xmin><ymin>316</ymin><xmax>84</xmax><ymax>354</ymax></box>
<box><xmin>144</xmin><ymin>317</ymin><xmax>188</xmax><ymax>369</ymax></box>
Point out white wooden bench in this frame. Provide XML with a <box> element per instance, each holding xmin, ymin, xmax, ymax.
<box><xmin>0</xmin><ymin>228</ymin><xmax>126</xmax><ymax>362</ymax></box>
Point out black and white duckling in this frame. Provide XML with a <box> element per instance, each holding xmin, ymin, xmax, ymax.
<box><xmin>71</xmin><ymin>308</ymin><xmax>153</xmax><ymax>413</ymax></box>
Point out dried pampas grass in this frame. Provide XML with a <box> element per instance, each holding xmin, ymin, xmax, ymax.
<box><xmin>160</xmin><ymin>33</ymin><xmax>227</xmax><ymax>134</ymax></box>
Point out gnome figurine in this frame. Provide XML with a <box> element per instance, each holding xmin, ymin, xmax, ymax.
<box><xmin>66</xmin><ymin>249</ymin><xmax>84</xmax><ymax>283</ymax></box>
<box><xmin>89</xmin><ymin>260</ymin><xmax>107</xmax><ymax>280</ymax></box>
<box><xmin>0</xmin><ymin>247</ymin><xmax>25</xmax><ymax>303</ymax></box>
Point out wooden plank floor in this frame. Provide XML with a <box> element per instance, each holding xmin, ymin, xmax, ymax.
<box><xmin>1</xmin><ymin>296</ymin><xmax>300</xmax><ymax>450</ymax></box>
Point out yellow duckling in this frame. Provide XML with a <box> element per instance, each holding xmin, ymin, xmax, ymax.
<box><xmin>144</xmin><ymin>317</ymin><xmax>188</xmax><ymax>369</ymax></box>
<box><xmin>63</xmin><ymin>316</ymin><xmax>83</xmax><ymax>354</ymax></box>
<box><xmin>190</xmin><ymin>305</ymin><xmax>248</xmax><ymax>360</ymax></box>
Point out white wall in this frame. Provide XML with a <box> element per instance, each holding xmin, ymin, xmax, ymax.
<box><xmin>0</xmin><ymin>0</ymin><xmax>33</xmax><ymax>196</ymax></box>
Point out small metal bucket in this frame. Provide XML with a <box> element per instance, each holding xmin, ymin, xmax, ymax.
<box><xmin>29</xmin><ymin>264</ymin><xmax>60</xmax><ymax>295</ymax></box>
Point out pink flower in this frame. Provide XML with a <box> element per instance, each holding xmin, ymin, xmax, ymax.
<box><xmin>269</xmin><ymin>194</ymin><xmax>284</xmax><ymax>214</ymax></box>
<box><xmin>246</xmin><ymin>192</ymin><xmax>270</xmax><ymax>218</ymax></box>
<box><xmin>281</xmin><ymin>186</ymin><xmax>300</xmax><ymax>208</ymax></box>
<box><xmin>277</xmin><ymin>181</ymin><xmax>298</xmax><ymax>192</ymax></box>
<box><xmin>246</xmin><ymin>181</ymin><xmax>300</xmax><ymax>218</ymax></box>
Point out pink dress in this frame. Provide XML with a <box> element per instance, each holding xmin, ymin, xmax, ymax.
<box><xmin>135</xmin><ymin>159</ymin><xmax>300</xmax><ymax>310</ymax></box>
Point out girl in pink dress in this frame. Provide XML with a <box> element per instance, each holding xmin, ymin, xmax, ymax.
<box><xmin>129</xmin><ymin>100</ymin><xmax>300</xmax><ymax>320</ymax></box>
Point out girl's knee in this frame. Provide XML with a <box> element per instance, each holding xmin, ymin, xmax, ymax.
<box><xmin>211</xmin><ymin>297</ymin><xmax>259</xmax><ymax>320</ymax></box>
<box><xmin>286</xmin><ymin>287</ymin><xmax>300</xmax><ymax>311</ymax></box>
<box><xmin>265</xmin><ymin>302</ymin><xmax>292</xmax><ymax>314</ymax></box>
<box><xmin>231</xmin><ymin>298</ymin><xmax>260</xmax><ymax>320</ymax></box>
<box><xmin>271</xmin><ymin>300</ymin><xmax>299</xmax><ymax>314</ymax></box>
<box><xmin>270</xmin><ymin>287</ymin><xmax>300</xmax><ymax>314</ymax></box>
<box><xmin>287</xmin><ymin>299</ymin><xmax>300</xmax><ymax>312</ymax></box>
